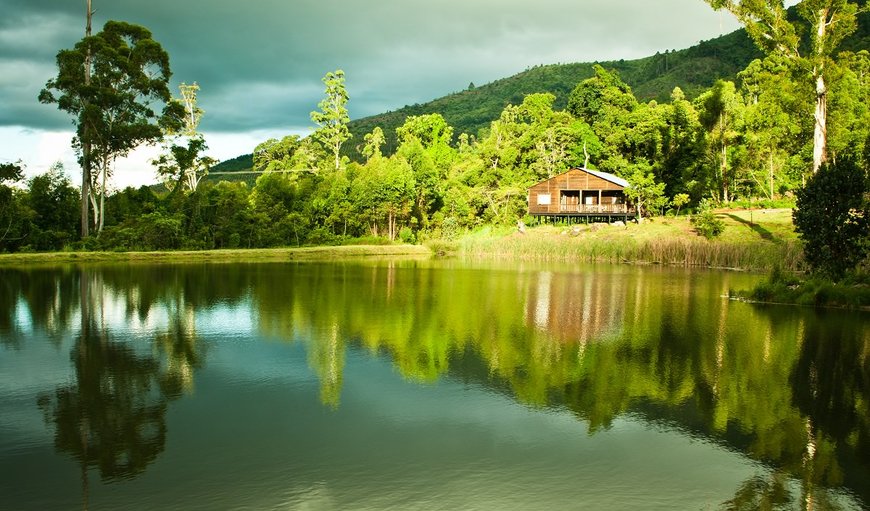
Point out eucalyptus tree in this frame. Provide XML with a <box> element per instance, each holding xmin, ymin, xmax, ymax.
<box><xmin>253</xmin><ymin>135</ymin><xmax>303</xmax><ymax>172</ymax></box>
<box><xmin>567</xmin><ymin>65</ymin><xmax>640</xmax><ymax>173</ymax></box>
<box><xmin>657</xmin><ymin>88</ymin><xmax>706</xmax><ymax>199</ymax></box>
<box><xmin>826</xmin><ymin>50</ymin><xmax>870</xmax><ymax>164</ymax></box>
<box><xmin>153</xmin><ymin>83</ymin><xmax>216</xmax><ymax>193</ymax></box>
<box><xmin>696</xmin><ymin>80</ymin><xmax>745</xmax><ymax>202</ymax></box>
<box><xmin>738</xmin><ymin>56</ymin><xmax>807</xmax><ymax>196</ymax></box>
<box><xmin>0</xmin><ymin>161</ymin><xmax>25</xmax><ymax>250</ymax></box>
<box><xmin>396</xmin><ymin>114</ymin><xmax>457</xmax><ymax>228</ymax></box>
<box><xmin>311</xmin><ymin>70</ymin><xmax>351</xmax><ymax>172</ymax></box>
<box><xmin>361</xmin><ymin>127</ymin><xmax>386</xmax><ymax>162</ymax></box>
<box><xmin>40</xmin><ymin>20</ymin><xmax>177</xmax><ymax>233</ymax></box>
<box><xmin>704</xmin><ymin>0</ymin><xmax>864</xmax><ymax>173</ymax></box>
<box><xmin>350</xmin><ymin>154</ymin><xmax>415</xmax><ymax>240</ymax></box>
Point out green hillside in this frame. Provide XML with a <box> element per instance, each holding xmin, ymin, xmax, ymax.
<box><xmin>345</xmin><ymin>27</ymin><xmax>762</xmax><ymax>157</ymax></box>
<box><xmin>211</xmin><ymin>5</ymin><xmax>870</xmax><ymax>171</ymax></box>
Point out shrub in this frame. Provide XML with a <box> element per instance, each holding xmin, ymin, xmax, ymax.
<box><xmin>793</xmin><ymin>158</ymin><xmax>869</xmax><ymax>280</ymax></box>
<box><xmin>398</xmin><ymin>227</ymin><xmax>415</xmax><ymax>244</ymax></box>
<box><xmin>691</xmin><ymin>200</ymin><xmax>725</xmax><ymax>239</ymax></box>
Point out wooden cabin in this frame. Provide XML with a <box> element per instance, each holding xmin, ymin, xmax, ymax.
<box><xmin>528</xmin><ymin>168</ymin><xmax>631</xmax><ymax>221</ymax></box>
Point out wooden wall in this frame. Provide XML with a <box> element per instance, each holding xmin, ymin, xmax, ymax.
<box><xmin>528</xmin><ymin>169</ymin><xmax>625</xmax><ymax>215</ymax></box>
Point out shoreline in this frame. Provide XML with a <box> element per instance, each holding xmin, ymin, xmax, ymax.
<box><xmin>0</xmin><ymin>244</ymin><xmax>432</xmax><ymax>265</ymax></box>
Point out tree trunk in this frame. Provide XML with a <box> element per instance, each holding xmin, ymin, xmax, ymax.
<box><xmin>811</xmin><ymin>7</ymin><xmax>829</xmax><ymax>174</ymax></box>
<box><xmin>812</xmin><ymin>72</ymin><xmax>827</xmax><ymax>173</ymax></box>
<box><xmin>721</xmin><ymin>143</ymin><xmax>729</xmax><ymax>203</ymax></box>
<box><xmin>81</xmin><ymin>0</ymin><xmax>93</xmax><ymax>239</ymax></box>
<box><xmin>768</xmin><ymin>151</ymin><xmax>775</xmax><ymax>199</ymax></box>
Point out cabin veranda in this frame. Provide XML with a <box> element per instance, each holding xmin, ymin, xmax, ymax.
<box><xmin>527</xmin><ymin>168</ymin><xmax>633</xmax><ymax>223</ymax></box>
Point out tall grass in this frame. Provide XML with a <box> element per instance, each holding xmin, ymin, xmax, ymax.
<box><xmin>460</xmin><ymin>234</ymin><xmax>804</xmax><ymax>271</ymax></box>
<box><xmin>738</xmin><ymin>267</ymin><xmax>870</xmax><ymax>309</ymax></box>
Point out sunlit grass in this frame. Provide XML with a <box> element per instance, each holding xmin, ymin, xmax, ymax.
<box><xmin>458</xmin><ymin>208</ymin><xmax>803</xmax><ymax>271</ymax></box>
<box><xmin>0</xmin><ymin>244</ymin><xmax>431</xmax><ymax>265</ymax></box>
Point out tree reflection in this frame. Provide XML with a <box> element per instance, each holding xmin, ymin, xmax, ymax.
<box><xmin>0</xmin><ymin>267</ymin><xmax>80</xmax><ymax>347</ymax></box>
<box><xmin>31</xmin><ymin>267</ymin><xmax>205</xmax><ymax>508</ymax></box>
<box><xmin>6</xmin><ymin>261</ymin><xmax>866</xmax><ymax>505</ymax></box>
<box><xmin>246</xmin><ymin>261</ymin><xmax>869</xmax><ymax>504</ymax></box>
<box><xmin>38</xmin><ymin>322</ymin><xmax>168</xmax><ymax>481</ymax></box>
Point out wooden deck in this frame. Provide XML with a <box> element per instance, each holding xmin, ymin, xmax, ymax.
<box><xmin>555</xmin><ymin>204</ymin><xmax>629</xmax><ymax>214</ymax></box>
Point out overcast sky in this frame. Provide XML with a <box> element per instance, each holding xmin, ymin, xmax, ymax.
<box><xmin>0</xmin><ymin>0</ymin><xmax>755</xmax><ymax>188</ymax></box>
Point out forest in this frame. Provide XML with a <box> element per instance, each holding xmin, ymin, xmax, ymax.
<box><xmin>0</xmin><ymin>1</ymin><xmax>868</xmax><ymax>277</ymax></box>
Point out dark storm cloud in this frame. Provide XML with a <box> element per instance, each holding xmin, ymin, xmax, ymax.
<box><xmin>0</xmin><ymin>0</ymin><xmax>740</xmax><ymax>133</ymax></box>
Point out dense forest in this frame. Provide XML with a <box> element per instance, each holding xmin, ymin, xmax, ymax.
<box><xmin>1</xmin><ymin>1</ymin><xmax>868</xmax><ymax>277</ymax></box>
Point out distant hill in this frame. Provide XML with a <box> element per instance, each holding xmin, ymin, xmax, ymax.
<box><xmin>212</xmin><ymin>6</ymin><xmax>870</xmax><ymax>171</ymax></box>
<box><xmin>345</xmin><ymin>26</ymin><xmax>765</xmax><ymax>157</ymax></box>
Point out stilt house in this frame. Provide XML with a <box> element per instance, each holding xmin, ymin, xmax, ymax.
<box><xmin>527</xmin><ymin>168</ymin><xmax>632</xmax><ymax>222</ymax></box>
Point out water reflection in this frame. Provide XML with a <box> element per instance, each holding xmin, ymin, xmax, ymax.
<box><xmin>0</xmin><ymin>261</ymin><xmax>867</xmax><ymax>509</ymax></box>
<box><xmin>1</xmin><ymin>267</ymin><xmax>205</xmax><ymax>508</ymax></box>
<box><xmin>245</xmin><ymin>261</ymin><xmax>869</xmax><ymax>506</ymax></box>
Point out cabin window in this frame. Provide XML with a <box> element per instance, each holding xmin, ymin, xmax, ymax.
<box><xmin>537</xmin><ymin>194</ymin><xmax>551</xmax><ymax>205</ymax></box>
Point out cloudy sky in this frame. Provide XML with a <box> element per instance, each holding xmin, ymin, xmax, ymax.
<box><xmin>0</xmin><ymin>0</ymin><xmax>751</xmax><ymax>188</ymax></box>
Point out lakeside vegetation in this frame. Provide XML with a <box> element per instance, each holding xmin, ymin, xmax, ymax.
<box><xmin>458</xmin><ymin>208</ymin><xmax>803</xmax><ymax>271</ymax></box>
<box><xmin>734</xmin><ymin>268</ymin><xmax>870</xmax><ymax>309</ymax></box>
<box><xmin>0</xmin><ymin>244</ymin><xmax>430</xmax><ymax>266</ymax></box>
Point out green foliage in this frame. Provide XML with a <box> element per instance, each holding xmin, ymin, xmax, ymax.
<box><xmin>0</xmin><ymin>161</ymin><xmax>24</xmax><ymax>182</ymax></box>
<box><xmin>624</xmin><ymin>161</ymin><xmax>666</xmax><ymax>218</ymax></box>
<box><xmin>793</xmin><ymin>158</ymin><xmax>869</xmax><ymax>280</ymax></box>
<box><xmin>748</xmin><ymin>269</ymin><xmax>870</xmax><ymax>308</ymax></box>
<box><xmin>99</xmin><ymin>212</ymin><xmax>183</xmax><ymax>251</ymax></box>
<box><xmin>23</xmin><ymin>163</ymin><xmax>79</xmax><ymax>251</ymax></box>
<box><xmin>342</xmin><ymin>26</ymin><xmax>771</xmax><ymax>161</ymax></box>
<box><xmin>311</xmin><ymin>70</ymin><xmax>351</xmax><ymax>171</ymax></box>
<box><xmin>691</xmin><ymin>200</ymin><xmax>726</xmax><ymax>238</ymax></box>
<box><xmin>398</xmin><ymin>226</ymin><xmax>415</xmax><ymax>244</ymax></box>
<box><xmin>39</xmin><ymin>20</ymin><xmax>176</xmax><ymax>234</ymax></box>
<box><xmin>671</xmin><ymin>193</ymin><xmax>690</xmax><ymax>215</ymax></box>
<box><xmin>154</xmin><ymin>83</ymin><xmax>216</xmax><ymax>193</ymax></box>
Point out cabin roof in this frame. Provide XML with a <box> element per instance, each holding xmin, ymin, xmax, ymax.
<box><xmin>530</xmin><ymin>168</ymin><xmax>629</xmax><ymax>189</ymax></box>
<box><xmin>580</xmin><ymin>168</ymin><xmax>629</xmax><ymax>188</ymax></box>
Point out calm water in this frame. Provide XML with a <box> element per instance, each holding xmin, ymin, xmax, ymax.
<box><xmin>0</xmin><ymin>260</ymin><xmax>867</xmax><ymax>510</ymax></box>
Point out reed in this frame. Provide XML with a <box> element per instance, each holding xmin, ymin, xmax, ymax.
<box><xmin>459</xmin><ymin>230</ymin><xmax>804</xmax><ymax>271</ymax></box>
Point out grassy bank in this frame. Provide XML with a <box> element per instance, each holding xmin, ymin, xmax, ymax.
<box><xmin>458</xmin><ymin>209</ymin><xmax>803</xmax><ymax>271</ymax></box>
<box><xmin>0</xmin><ymin>244</ymin><xmax>431</xmax><ymax>266</ymax></box>
<box><xmin>0</xmin><ymin>209</ymin><xmax>801</xmax><ymax>272</ymax></box>
<box><xmin>732</xmin><ymin>269</ymin><xmax>870</xmax><ymax>310</ymax></box>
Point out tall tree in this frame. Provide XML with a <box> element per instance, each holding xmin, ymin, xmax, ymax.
<box><xmin>704</xmin><ymin>0</ymin><xmax>863</xmax><ymax>173</ymax></box>
<box><xmin>738</xmin><ymin>56</ymin><xmax>806</xmax><ymax>197</ymax></box>
<box><xmin>696</xmin><ymin>80</ymin><xmax>745</xmax><ymax>202</ymax></box>
<box><xmin>361</xmin><ymin>127</ymin><xmax>386</xmax><ymax>162</ymax></box>
<box><xmin>40</xmin><ymin>20</ymin><xmax>177</xmax><ymax>233</ymax></box>
<box><xmin>311</xmin><ymin>70</ymin><xmax>351</xmax><ymax>172</ymax></box>
<box><xmin>0</xmin><ymin>161</ymin><xmax>25</xmax><ymax>250</ymax></box>
<box><xmin>153</xmin><ymin>83</ymin><xmax>216</xmax><ymax>193</ymax></box>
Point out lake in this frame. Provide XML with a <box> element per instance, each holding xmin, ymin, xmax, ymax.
<box><xmin>0</xmin><ymin>259</ymin><xmax>867</xmax><ymax>510</ymax></box>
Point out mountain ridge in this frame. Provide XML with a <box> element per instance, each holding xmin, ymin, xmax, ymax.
<box><xmin>212</xmin><ymin>7</ymin><xmax>870</xmax><ymax>173</ymax></box>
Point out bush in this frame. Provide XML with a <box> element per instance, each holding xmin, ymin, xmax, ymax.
<box><xmin>691</xmin><ymin>200</ymin><xmax>725</xmax><ymax>239</ymax></box>
<box><xmin>793</xmin><ymin>158</ymin><xmax>869</xmax><ymax>280</ymax></box>
<box><xmin>398</xmin><ymin>227</ymin><xmax>415</xmax><ymax>244</ymax></box>
<box><xmin>306</xmin><ymin>227</ymin><xmax>341</xmax><ymax>246</ymax></box>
